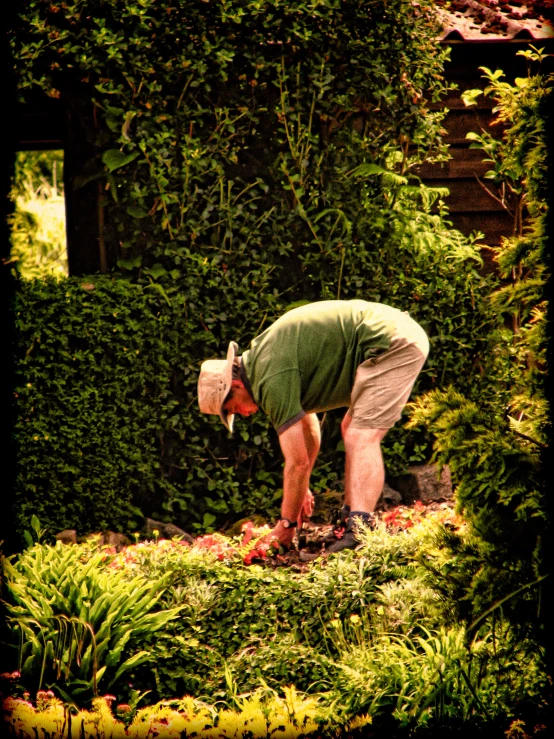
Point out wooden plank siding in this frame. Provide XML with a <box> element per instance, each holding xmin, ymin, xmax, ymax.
<box><xmin>419</xmin><ymin>39</ymin><xmax>554</xmax><ymax>251</ymax></box>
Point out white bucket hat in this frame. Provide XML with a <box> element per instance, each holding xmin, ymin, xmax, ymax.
<box><xmin>197</xmin><ymin>341</ymin><xmax>238</xmax><ymax>432</ymax></box>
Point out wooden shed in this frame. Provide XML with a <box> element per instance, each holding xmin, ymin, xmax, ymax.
<box><xmin>421</xmin><ymin>0</ymin><xmax>554</xmax><ymax>248</ymax></box>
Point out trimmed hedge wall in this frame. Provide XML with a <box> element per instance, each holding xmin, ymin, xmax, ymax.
<box><xmin>12</xmin><ymin>244</ymin><xmax>503</xmax><ymax>542</ymax></box>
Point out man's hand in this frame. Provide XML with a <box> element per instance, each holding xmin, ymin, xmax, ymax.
<box><xmin>268</xmin><ymin>519</ymin><xmax>296</xmax><ymax>548</ymax></box>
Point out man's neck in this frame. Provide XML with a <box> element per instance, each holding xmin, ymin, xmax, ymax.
<box><xmin>238</xmin><ymin>358</ymin><xmax>256</xmax><ymax>403</ymax></box>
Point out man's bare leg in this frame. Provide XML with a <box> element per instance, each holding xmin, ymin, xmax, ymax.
<box><xmin>343</xmin><ymin>425</ymin><xmax>388</xmax><ymax>513</ymax></box>
<box><xmin>341</xmin><ymin>413</ymin><xmax>353</xmax><ymax>511</ymax></box>
<box><xmin>326</xmin><ymin>421</ymin><xmax>388</xmax><ymax>552</ymax></box>
<box><xmin>341</xmin><ymin>414</ymin><xmax>388</xmax><ymax>511</ymax></box>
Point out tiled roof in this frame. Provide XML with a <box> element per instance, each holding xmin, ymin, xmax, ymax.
<box><xmin>435</xmin><ymin>0</ymin><xmax>554</xmax><ymax>40</ymax></box>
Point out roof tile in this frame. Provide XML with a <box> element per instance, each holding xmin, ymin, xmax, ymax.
<box><xmin>435</xmin><ymin>0</ymin><xmax>553</xmax><ymax>40</ymax></box>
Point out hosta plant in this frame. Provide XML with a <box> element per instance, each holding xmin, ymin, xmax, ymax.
<box><xmin>2</xmin><ymin>541</ymin><xmax>181</xmax><ymax>702</ymax></box>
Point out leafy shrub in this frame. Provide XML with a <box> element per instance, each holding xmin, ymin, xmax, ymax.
<box><xmin>12</xmin><ymin>276</ymin><xmax>194</xmax><ymax>537</ymax></box>
<box><xmin>2</xmin><ymin>541</ymin><xmax>181</xmax><ymax>703</ymax></box>
<box><xmin>10</xmin><ymin>0</ymin><xmax>509</xmax><ymax>539</ymax></box>
<box><xmin>404</xmin><ymin>56</ymin><xmax>551</xmax><ymax>638</ymax></box>
<box><xmin>328</xmin><ymin>624</ymin><xmax>548</xmax><ymax>732</ymax></box>
<box><xmin>227</xmin><ymin>635</ymin><xmax>333</xmax><ymax>696</ymax></box>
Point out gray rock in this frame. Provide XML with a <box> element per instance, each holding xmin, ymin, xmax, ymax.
<box><xmin>104</xmin><ymin>531</ymin><xmax>132</xmax><ymax>550</ymax></box>
<box><xmin>55</xmin><ymin>529</ymin><xmax>77</xmax><ymax>545</ymax></box>
<box><xmin>381</xmin><ymin>483</ymin><xmax>403</xmax><ymax>506</ymax></box>
<box><xmin>313</xmin><ymin>490</ymin><xmax>343</xmax><ymax>523</ymax></box>
<box><xmin>145</xmin><ymin>518</ymin><xmax>195</xmax><ymax>544</ymax></box>
<box><xmin>391</xmin><ymin>464</ymin><xmax>453</xmax><ymax>504</ymax></box>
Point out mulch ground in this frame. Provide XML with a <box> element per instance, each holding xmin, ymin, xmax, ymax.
<box><xmin>263</xmin><ymin>499</ymin><xmax>457</xmax><ymax>571</ymax></box>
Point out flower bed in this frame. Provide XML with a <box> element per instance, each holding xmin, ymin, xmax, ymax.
<box><xmin>105</xmin><ymin>501</ymin><xmax>464</xmax><ymax>571</ymax></box>
<box><xmin>2</xmin><ymin>689</ymin><xmax>350</xmax><ymax>739</ymax></box>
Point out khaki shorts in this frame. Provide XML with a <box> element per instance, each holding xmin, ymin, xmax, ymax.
<box><xmin>347</xmin><ymin>311</ymin><xmax>429</xmax><ymax>429</ymax></box>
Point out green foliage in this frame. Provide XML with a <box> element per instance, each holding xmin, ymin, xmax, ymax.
<box><xmin>2</xmin><ymin>541</ymin><xmax>181</xmax><ymax>703</ymax></box>
<box><xmin>408</xmin><ymin>387</ymin><xmax>546</xmax><ymax>629</ymax></box>
<box><xmin>48</xmin><ymin>526</ymin><xmax>429</xmax><ymax>702</ymax></box>
<box><xmin>461</xmin><ymin>50</ymin><xmax>551</xmax><ymax>412</ymax></box>
<box><xmin>327</xmin><ymin>624</ymin><xmax>548</xmax><ymax>731</ymax></box>
<box><xmin>2</xmin><ymin>528</ymin><xmax>548</xmax><ymax>732</ymax></box>
<box><xmin>9</xmin><ymin>151</ymin><xmax>67</xmax><ymax>279</ymax></box>
<box><xmin>404</xmin><ymin>58</ymin><xmax>551</xmax><ymax>631</ymax></box>
<box><xmin>13</xmin><ymin>276</ymin><xmax>183</xmax><ymax>536</ymax></box>
<box><xmin>2</xmin><ymin>531</ymin><xmax>421</xmax><ymax>706</ymax></box>
<box><xmin>10</xmin><ymin>0</ymin><xmax>510</xmax><ymax>535</ymax></box>
<box><xmin>11</xmin><ymin>0</ymin><xmax>451</xmax><ymax>282</ymax></box>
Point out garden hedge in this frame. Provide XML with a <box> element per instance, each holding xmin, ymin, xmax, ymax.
<box><xmin>10</xmin><ymin>0</ymin><xmax>512</xmax><ymax>540</ymax></box>
<box><xmin>12</xmin><ymin>248</ymin><xmax>503</xmax><ymax>542</ymax></box>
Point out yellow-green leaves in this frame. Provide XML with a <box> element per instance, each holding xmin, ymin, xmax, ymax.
<box><xmin>4</xmin><ymin>543</ymin><xmax>182</xmax><ymax>701</ymax></box>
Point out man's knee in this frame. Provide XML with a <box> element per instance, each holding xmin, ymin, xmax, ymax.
<box><xmin>343</xmin><ymin>425</ymin><xmax>388</xmax><ymax>451</ymax></box>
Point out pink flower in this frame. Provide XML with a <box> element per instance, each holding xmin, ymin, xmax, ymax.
<box><xmin>241</xmin><ymin>521</ymin><xmax>254</xmax><ymax>547</ymax></box>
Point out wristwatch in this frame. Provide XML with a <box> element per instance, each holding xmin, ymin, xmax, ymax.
<box><xmin>279</xmin><ymin>518</ymin><xmax>298</xmax><ymax>529</ymax></box>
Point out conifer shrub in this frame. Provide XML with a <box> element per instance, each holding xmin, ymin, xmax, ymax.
<box><xmin>407</xmin><ymin>53</ymin><xmax>551</xmax><ymax>632</ymax></box>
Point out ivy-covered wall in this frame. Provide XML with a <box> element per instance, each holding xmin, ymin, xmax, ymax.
<box><xmin>10</xmin><ymin>1</ymin><xmax>511</xmax><ymax>540</ymax></box>
<box><xmin>12</xmin><ymin>0</ymin><xmax>450</xmax><ymax>275</ymax></box>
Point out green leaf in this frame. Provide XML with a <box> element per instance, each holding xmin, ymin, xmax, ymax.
<box><xmin>102</xmin><ymin>149</ymin><xmax>139</xmax><ymax>173</ymax></box>
<box><xmin>126</xmin><ymin>204</ymin><xmax>149</xmax><ymax>219</ymax></box>
<box><xmin>461</xmin><ymin>89</ymin><xmax>483</xmax><ymax>107</ymax></box>
<box><xmin>117</xmin><ymin>255</ymin><xmax>142</xmax><ymax>270</ymax></box>
<box><xmin>144</xmin><ymin>264</ymin><xmax>167</xmax><ymax>280</ymax></box>
<box><xmin>107</xmin><ymin>650</ymin><xmax>151</xmax><ymax>687</ymax></box>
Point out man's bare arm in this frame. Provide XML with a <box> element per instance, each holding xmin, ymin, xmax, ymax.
<box><xmin>299</xmin><ymin>413</ymin><xmax>320</xmax><ymax>519</ymax></box>
<box><xmin>279</xmin><ymin>420</ymin><xmax>312</xmax><ymax>523</ymax></box>
<box><xmin>269</xmin><ymin>414</ymin><xmax>320</xmax><ymax>545</ymax></box>
<box><xmin>301</xmin><ymin>413</ymin><xmax>321</xmax><ymax>468</ymax></box>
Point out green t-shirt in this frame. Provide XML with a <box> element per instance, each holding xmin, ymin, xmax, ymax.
<box><xmin>241</xmin><ymin>300</ymin><xmax>401</xmax><ymax>434</ymax></box>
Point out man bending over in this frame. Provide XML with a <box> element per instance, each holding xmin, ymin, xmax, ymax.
<box><xmin>198</xmin><ymin>300</ymin><xmax>429</xmax><ymax>553</ymax></box>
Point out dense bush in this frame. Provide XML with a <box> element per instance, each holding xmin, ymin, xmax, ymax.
<box><xmin>10</xmin><ymin>0</ymin><xmax>510</xmax><ymax>540</ymax></box>
<box><xmin>407</xmin><ymin>56</ymin><xmax>551</xmax><ymax>632</ymax></box>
